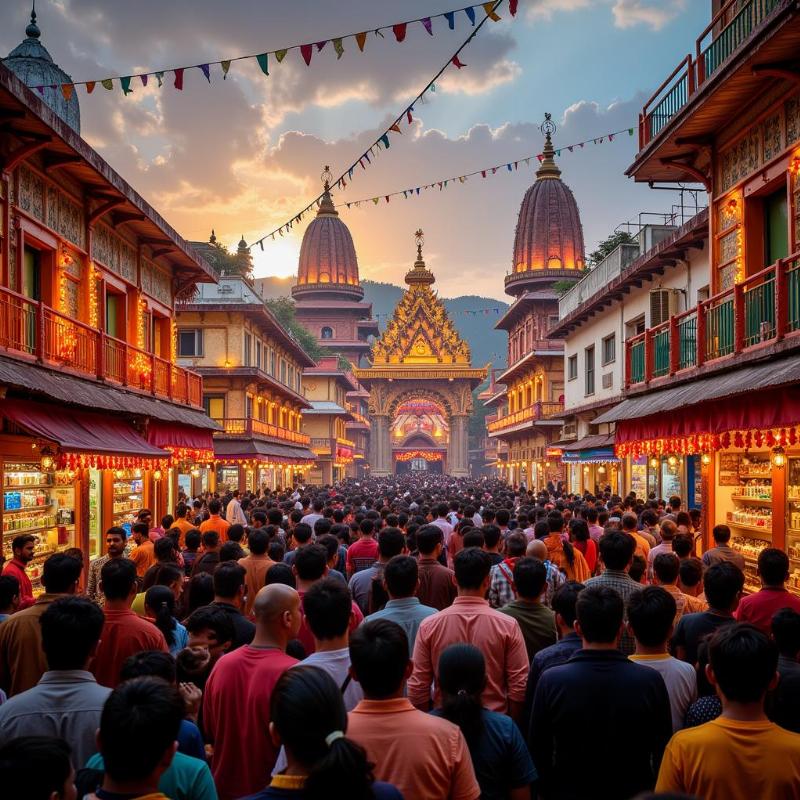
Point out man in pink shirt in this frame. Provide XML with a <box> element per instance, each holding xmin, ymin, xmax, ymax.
<box><xmin>203</xmin><ymin>582</ymin><xmax>301</xmax><ymax>800</ymax></box>
<box><xmin>348</xmin><ymin>618</ymin><xmax>480</xmax><ymax>800</ymax></box>
<box><xmin>736</xmin><ymin>548</ymin><xmax>800</xmax><ymax>634</ymax></box>
<box><xmin>408</xmin><ymin>548</ymin><xmax>529</xmax><ymax>720</ymax></box>
<box><xmin>431</xmin><ymin>503</ymin><xmax>455</xmax><ymax>548</ymax></box>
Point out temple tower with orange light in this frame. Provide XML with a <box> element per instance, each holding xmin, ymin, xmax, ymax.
<box><xmin>292</xmin><ymin>167</ymin><xmax>379</xmax><ymax>366</ymax></box>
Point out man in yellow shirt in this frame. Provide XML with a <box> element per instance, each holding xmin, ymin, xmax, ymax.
<box><xmin>656</xmin><ymin>623</ymin><xmax>800</xmax><ymax>798</ymax></box>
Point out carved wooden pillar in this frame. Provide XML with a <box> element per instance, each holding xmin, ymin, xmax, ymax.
<box><xmin>448</xmin><ymin>414</ymin><xmax>469</xmax><ymax>477</ymax></box>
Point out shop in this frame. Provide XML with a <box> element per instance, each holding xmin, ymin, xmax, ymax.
<box><xmin>213</xmin><ymin>439</ymin><xmax>317</xmax><ymax>493</ymax></box>
<box><xmin>561</xmin><ymin>436</ymin><xmax>621</xmax><ymax>496</ymax></box>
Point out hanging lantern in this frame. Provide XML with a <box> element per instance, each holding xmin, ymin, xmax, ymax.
<box><xmin>153</xmin><ymin>469</ymin><xmax>163</xmax><ymax>481</ymax></box>
<box><xmin>40</xmin><ymin>449</ymin><xmax>56</xmax><ymax>472</ymax></box>
<box><xmin>649</xmin><ymin>457</ymin><xmax>658</xmax><ymax>469</ymax></box>
<box><xmin>701</xmin><ymin>453</ymin><xmax>712</xmax><ymax>466</ymax></box>
<box><xmin>772</xmin><ymin>447</ymin><xmax>786</xmax><ymax>468</ymax></box>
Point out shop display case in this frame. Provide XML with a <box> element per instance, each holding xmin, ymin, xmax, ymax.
<box><xmin>785</xmin><ymin>458</ymin><xmax>800</xmax><ymax>595</ymax></box>
<box><xmin>112</xmin><ymin>473</ymin><xmax>143</xmax><ymax>534</ymax></box>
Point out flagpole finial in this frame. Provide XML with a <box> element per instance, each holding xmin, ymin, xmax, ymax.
<box><xmin>27</xmin><ymin>1</ymin><xmax>40</xmax><ymax>38</ymax></box>
<box><xmin>321</xmin><ymin>165</ymin><xmax>332</xmax><ymax>192</ymax></box>
<box><xmin>317</xmin><ymin>166</ymin><xmax>338</xmax><ymax>217</ymax></box>
<box><xmin>415</xmin><ymin>229</ymin><xmax>424</xmax><ymax>261</ymax></box>
<box><xmin>536</xmin><ymin>113</ymin><xmax>561</xmax><ymax>180</ymax></box>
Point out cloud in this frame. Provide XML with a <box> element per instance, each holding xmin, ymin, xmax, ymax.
<box><xmin>612</xmin><ymin>0</ymin><xmax>687</xmax><ymax>30</ymax></box>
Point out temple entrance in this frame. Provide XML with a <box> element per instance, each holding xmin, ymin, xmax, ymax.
<box><xmin>354</xmin><ymin>231</ymin><xmax>487</xmax><ymax>477</ymax></box>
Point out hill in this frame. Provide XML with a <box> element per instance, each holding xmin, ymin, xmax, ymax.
<box><xmin>252</xmin><ymin>276</ymin><xmax>509</xmax><ymax>369</ymax></box>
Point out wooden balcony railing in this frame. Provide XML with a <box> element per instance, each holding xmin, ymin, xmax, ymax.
<box><xmin>640</xmin><ymin>0</ymin><xmax>782</xmax><ymax>148</ymax></box>
<box><xmin>347</xmin><ymin>410</ymin><xmax>370</xmax><ymax>427</ymax></box>
<box><xmin>0</xmin><ymin>285</ymin><xmax>203</xmax><ymax>407</ymax></box>
<box><xmin>626</xmin><ymin>251</ymin><xmax>800</xmax><ymax>387</ymax></box>
<box><xmin>218</xmin><ymin>417</ymin><xmax>311</xmax><ymax>446</ymax></box>
<box><xmin>487</xmin><ymin>401</ymin><xmax>564</xmax><ymax>434</ymax></box>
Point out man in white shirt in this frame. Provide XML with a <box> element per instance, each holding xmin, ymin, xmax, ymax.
<box><xmin>431</xmin><ymin>503</ymin><xmax>454</xmax><ymax>548</ymax></box>
<box><xmin>225</xmin><ymin>490</ymin><xmax>248</xmax><ymax>526</ymax></box>
<box><xmin>301</xmin><ymin>499</ymin><xmax>325</xmax><ymax>529</ymax></box>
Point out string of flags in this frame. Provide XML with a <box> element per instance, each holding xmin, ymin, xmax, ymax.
<box><xmin>250</xmin><ymin>0</ymin><xmax>510</xmax><ymax>249</ymax></box>
<box><xmin>335</xmin><ymin>126</ymin><xmax>636</xmax><ymax>209</ymax></box>
<box><xmin>33</xmin><ymin>1</ymin><xmax>517</xmax><ymax>99</ymax></box>
<box><xmin>372</xmin><ymin>306</ymin><xmax>505</xmax><ymax>320</ymax></box>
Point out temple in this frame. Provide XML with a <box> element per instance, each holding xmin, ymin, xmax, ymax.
<box><xmin>354</xmin><ymin>231</ymin><xmax>486</xmax><ymax>476</ymax></box>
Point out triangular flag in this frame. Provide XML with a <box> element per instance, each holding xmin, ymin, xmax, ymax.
<box><xmin>510</xmin><ymin>0</ymin><xmax>519</xmax><ymax>15</ymax></box>
<box><xmin>173</xmin><ymin>68</ymin><xmax>184</xmax><ymax>90</ymax></box>
<box><xmin>421</xmin><ymin>17</ymin><xmax>433</xmax><ymax>35</ymax></box>
<box><xmin>452</xmin><ymin>55</ymin><xmax>466</xmax><ymax>69</ymax></box>
<box><xmin>316</xmin><ymin>41</ymin><xmax>327</xmax><ymax>52</ymax></box>
<box><xmin>61</xmin><ymin>83</ymin><xmax>74</xmax><ymax>101</ymax></box>
<box><xmin>608</xmin><ymin>133</ymin><xmax>614</xmax><ymax>141</ymax></box>
<box><xmin>359</xmin><ymin>158</ymin><xmax>365</xmax><ymax>169</ymax></box>
<box><xmin>483</xmin><ymin>3</ymin><xmax>501</xmax><ymax>21</ymax></box>
<box><xmin>364</xmin><ymin>152</ymin><xmax>371</xmax><ymax>163</ymax></box>
<box><xmin>101</xmin><ymin>78</ymin><xmax>113</xmax><ymax>90</ymax></box>
<box><xmin>279</xmin><ymin>228</ymin><xmax>284</xmax><ymax>236</ymax></box>
<box><xmin>430</xmin><ymin>83</ymin><xmax>436</xmax><ymax>92</ymax></box>
<box><xmin>537</xmin><ymin>154</ymin><xmax>543</xmax><ymax>163</ymax></box>
<box><xmin>300</xmin><ymin>44</ymin><xmax>313</xmax><ymax>65</ymax></box>
<box><xmin>221</xmin><ymin>60</ymin><xmax>231</xmax><ymax>78</ymax></box>
<box><xmin>259</xmin><ymin>240</ymin><xmax>264</xmax><ymax>251</ymax></box>
<box><xmin>275</xmin><ymin>49</ymin><xmax>287</xmax><ymax>62</ymax></box>
<box><xmin>392</xmin><ymin>23</ymin><xmax>407</xmax><ymax>42</ymax></box>
<box><xmin>380</xmin><ymin>134</ymin><xmax>390</xmax><ymax>149</ymax></box>
<box><xmin>85</xmin><ymin>81</ymin><xmax>95</xmax><ymax>94</ymax></box>
<box><xmin>444</xmin><ymin>180</ymin><xmax>448</xmax><ymax>187</ymax></box>
<box><xmin>385</xmin><ymin>196</ymin><xmax>390</xmax><ymax>203</ymax></box>
<box><xmin>155</xmin><ymin>72</ymin><xmax>164</xmax><ymax>87</ymax></box>
<box><xmin>355</xmin><ymin>32</ymin><xmax>367</xmax><ymax>51</ymax></box>
<box><xmin>198</xmin><ymin>64</ymin><xmax>211</xmax><ymax>82</ymax></box>
<box><xmin>628</xmin><ymin>128</ymin><xmax>634</xmax><ymax>136</ymax></box>
<box><xmin>506</xmin><ymin>163</ymin><xmax>512</xmax><ymax>171</ymax></box>
<box><xmin>349</xmin><ymin>167</ymin><xmax>354</xmax><ymax>179</ymax></box>
<box><xmin>389</xmin><ymin>123</ymin><xmax>401</xmax><ymax>133</ymax></box>
<box><xmin>481</xmin><ymin>170</ymin><xmax>486</xmax><ymax>177</ymax></box>
<box><xmin>403</xmin><ymin>191</ymin><xmax>408</xmax><ymax>198</ymax></box>
<box><xmin>459</xmin><ymin>176</ymin><xmax>465</xmax><ymax>183</ymax></box>
<box><xmin>444</xmin><ymin>11</ymin><xmax>455</xmax><ymax>29</ymax></box>
<box><xmin>492</xmin><ymin>167</ymin><xmax>497</xmax><ymax>173</ymax></box>
<box><xmin>407</xmin><ymin>109</ymin><xmax>413</xmax><ymax>124</ymax></box>
<box><xmin>514</xmin><ymin>161</ymin><xmax>518</xmax><ymax>169</ymax></box>
<box><xmin>347</xmin><ymin>203</ymin><xmax>351</xmax><ymax>209</ymax></box>
<box><xmin>524</xmin><ymin>157</ymin><xmax>530</xmax><ymax>165</ymax></box>
<box><xmin>120</xmin><ymin>76</ymin><xmax>133</xmax><ymax>95</ymax></box>
<box><xmin>333</xmin><ymin>38</ymin><xmax>344</xmax><ymax>59</ymax></box>
<box><xmin>35</xmin><ymin>86</ymin><xmax>44</xmax><ymax>95</ymax></box>
<box><xmin>256</xmin><ymin>53</ymin><xmax>269</xmax><ymax>75</ymax></box>
<box><xmin>568</xmin><ymin>145</ymin><xmax>573</xmax><ymax>152</ymax></box>
<box><xmin>373</xmin><ymin>197</ymin><xmax>380</xmax><ymax>205</ymax></box>
<box><xmin>140</xmin><ymin>74</ymin><xmax>149</xmax><ymax>87</ymax></box>
<box><xmin>465</xmin><ymin>7</ymin><xmax>476</xmax><ymax>24</ymax></box>
<box><xmin>579</xmin><ymin>142</ymin><xmax>584</xmax><ymax>148</ymax></box>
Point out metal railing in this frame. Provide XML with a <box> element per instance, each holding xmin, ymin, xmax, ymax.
<box><xmin>0</xmin><ymin>285</ymin><xmax>203</xmax><ymax>407</ymax></box>
<box><xmin>626</xmin><ymin>250</ymin><xmax>800</xmax><ymax>386</ymax></box>
<box><xmin>487</xmin><ymin>401</ymin><xmax>564</xmax><ymax>434</ymax></box>
<box><xmin>218</xmin><ymin>418</ymin><xmax>311</xmax><ymax>445</ymax></box>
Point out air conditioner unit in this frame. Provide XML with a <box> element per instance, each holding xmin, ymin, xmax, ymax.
<box><xmin>561</xmin><ymin>422</ymin><xmax>578</xmax><ymax>439</ymax></box>
<box><xmin>649</xmin><ymin>288</ymin><xmax>681</xmax><ymax>327</ymax></box>
<box><xmin>601</xmin><ymin>372</ymin><xmax>614</xmax><ymax>389</ymax></box>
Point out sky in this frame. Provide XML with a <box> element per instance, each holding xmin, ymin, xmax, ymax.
<box><xmin>0</xmin><ymin>0</ymin><xmax>710</xmax><ymax>300</ymax></box>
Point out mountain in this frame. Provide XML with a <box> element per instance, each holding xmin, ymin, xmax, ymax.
<box><xmin>252</xmin><ymin>276</ymin><xmax>509</xmax><ymax>369</ymax></box>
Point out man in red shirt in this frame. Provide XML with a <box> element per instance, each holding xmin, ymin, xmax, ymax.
<box><xmin>346</xmin><ymin>518</ymin><xmax>380</xmax><ymax>577</ymax></box>
<box><xmin>91</xmin><ymin>558</ymin><xmax>167</xmax><ymax>688</ymax></box>
<box><xmin>736</xmin><ymin>548</ymin><xmax>800</xmax><ymax>633</ymax></box>
<box><xmin>2</xmin><ymin>535</ymin><xmax>36</xmax><ymax>610</ymax></box>
<box><xmin>203</xmin><ymin>582</ymin><xmax>301</xmax><ymax>800</ymax></box>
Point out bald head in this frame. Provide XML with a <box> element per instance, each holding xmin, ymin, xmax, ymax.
<box><xmin>527</xmin><ymin>540</ymin><xmax>547</xmax><ymax>561</ymax></box>
<box><xmin>253</xmin><ymin>583</ymin><xmax>300</xmax><ymax>624</ymax></box>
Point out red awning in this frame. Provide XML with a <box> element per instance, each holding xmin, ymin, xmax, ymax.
<box><xmin>145</xmin><ymin>420</ymin><xmax>214</xmax><ymax>452</ymax></box>
<box><xmin>0</xmin><ymin>399</ymin><xmax>168</xmax><ymax>458</ymax></box>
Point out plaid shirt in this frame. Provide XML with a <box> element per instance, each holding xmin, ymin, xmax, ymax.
<box><xmin>584</xmin><ymin>569</ymin><xmax>643</xmax><ymax>654</ymax></box>
<box><xmin>488</xmin><ymin>558</ymin><xmax>565</xmax><ymax>609</ymax></box>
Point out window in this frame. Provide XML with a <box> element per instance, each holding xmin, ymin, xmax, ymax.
<box><xmin>203</xmin><ymin>395</ymin><xmax>224</xmax><ymax>421</ymax></box>
<box><xmin>567</xmin><ymin>354</ymin><xmax>578</xmax><ymax>381</ymax></box>
<box><xmin>764</xmin><ymin>187</ymin><xmax>789</xmax><ymax>265</ymax></box>
<box><xmin>178</xmin><ymin>328</ymin><xmax>203</xmax><ymax>357</ymax></box>
<box><xmin>601</xmin><ymin>334</ymin><xmax>615</xmax><ymax>365</ymax></box>
<box><xmin>270</xmin><ymin>349</ymin><xmax>276</xmax><ymax>376</ymax></box>
<box><xmin>585</xmin><ymin>345</ymin><xmax>595</xmax><ymax>396</ymax></box>
<box><xmin>244</xmin><ymin>332</ymin><xmax>252</xmax><ymax>366</ymax></box>
<box><xmin>321</xmin><ymin>326</ymin><xmax>334</xmax><ymax>339</ymax></box>
<box><xmin>280</xmin><ymin>359</ymin><xmax>287</xmax><ymax>384</ymax></box>
<box><xmin>256</xmin><ymin>340</ymin><xmax>262</xmax><ymax>370</ymax></box>
<box><xmin>625</xmin><ymin>315</ymin><xmax>646</xmax><ymax>338</ymax></box>
<box><xmin>547</xmin><ymin>315</ymin><xmax>559</xmax><ymax>334</ymax></box>
<box><xmin>246</xmin><ymin>394</ymin><xmax>254</xmax><ymax>419</ymax></box>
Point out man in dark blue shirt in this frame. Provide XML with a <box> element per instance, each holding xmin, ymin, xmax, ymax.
<box><xmin>530</xmin><ymin>585</ymin><xmax>672</xmax><ymax>799</ymax></box>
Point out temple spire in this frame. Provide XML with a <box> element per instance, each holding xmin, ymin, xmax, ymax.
<box><xmin>405</xmin><ymin>229</ymin><xmax>435</xmax><ymax>286</ymax></box>
<box><xmin>536</xmin><ymin>113</ymin><xmax>562</xmax><ymax>180</ymax></box>
<box><xmin>317</xmin><ymin>164</ymin><xmax>338</xmax><ymax>217</ymax></box>
<box><xmin>26</xmin><ymin>2</ymin><xmax>40</xmax><ymax>39</ymax></box>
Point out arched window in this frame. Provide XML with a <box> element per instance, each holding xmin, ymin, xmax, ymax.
<box><xmin>321</xmin><ymin>326</ymin><xmax>334</xmax><ymax>339</ymax></box>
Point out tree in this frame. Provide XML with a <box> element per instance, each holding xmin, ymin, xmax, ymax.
<box><xmin>552</xmin><ymin>279</ymin><xmax>578</xmax><ymax>296</ymax></box>
<box><xmin>201</xmin><ymin>238</ymin><xmax>253</xmax><ymax>278</ymax></box>
<box><xmin>265</xmin><ymin>297</ymin><xmax>324</xmax><ymax>362</ymax></box>
<box><xmin>587</xmin><ymin>231</ymin><xmax>636</xmax><ymax>268</ymax></box>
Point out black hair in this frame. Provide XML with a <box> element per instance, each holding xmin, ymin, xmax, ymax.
<box><xmin>495</xmin><ymin>508</ymin><xmax>510</xmax><ymax>527</ymax></box>
<box><xmin>547</xmin><ymin>511</ymin><xmax>564</xmax><ymax>533</ymax></box>
<box><xmin>317</xmin><ymin>533</ymin><xmax>340</xmax><ymax>562</ymax></box>
<box><xmin>271</xmin><ymin>666</ymin><xmax>375</xmax><ymax>799</ymax></box>
<box><xmin>627</xmin><ymin>586</ymin><xmax>676</xmax><ymax>647</ymax></box>
<box><xmin>183</xmin><ymin>572</ymin><xmax>214</xmax><ymax>616</ymax></box>
<box><xmin>99</xmin><ymin>677</ymin><xmax>184</xmax><ymax>782</ymax></box>
<box><xmin>377</xmin><ymin>527</ymin><xmax>405</xmax><ymax>559</ymax></box>
<box><xmin>506</xmin><ymin>532</ymin><xmax>528</xmax><ymax>558</ymax></box>
<box><xmin>454</xmin><ymin>547</ymin><xmax>492</xmax><ymax>590</ymax></box>
<box><xmin>100</xmin><ymin>557</ymin><xmax>137</xmax><ymax>600</ymax></box>
<box><xmin>295</xmin><ymin>544</ymin><xmax>329</xmax><ymax>581</ymax></box>
<box><xmin>10</xmin><ymin>533</ymin><xmax>36</xmax><ymax>553</ymax></box>
<box><xmin>303</xmin><ymin>578</ymin><xmax>353</xmax><ymax>641</ymax></box>
<box><xmin>154</xmin><ymin>537</ymin><xmax>176</xmax><ymax>562</ymax></box>
<box><xmin>384</xmin><ymin>555</ymin><xmax>418</xmax><ymax>598</ymax></box>
<box><xmin>293</xmin><ymin>523</ymin><xmax>314</xmax><ymax>544</ymax></box>
<box><xmin>184</xmin><ymin>605</ymin><xmax>235</xmax><ymax>648</ymax></box>
<box><xmin>120</xmin><ymin>649</ymin><xmax>176</xmax><ymax>684</ymax></box>
<box><xmin>142</xmin><ymin>562</ymin><xmax>183</xmax><ymax>594</ymax></box>
<box><xmin>678</xmin><ymin>557</ymin><xmax>703</xmax><ymax>589</ymax></box>
<box><xmin>709</xmin><ymin>623</ymin><xmax>778</xmax><ymax>702</ymax></box>
<box><xmin>248</xmin><ymin>528</ymin><xmax>270</xmax><ymax>555</ymax></box>
<box><xmin>314</xmin><ymin>518</ymin><xmax>332</xmax><ymax>537</ymax></box>
<box><xmin>653</xmin><ymin>552</ymin><xmax>680</xmax><ymax>584</ymax></box>
<box><xmin>758</xmin><ymin>547</ymin><xmax>789</xmax><ymax>586</ymax></box>
<box><xmin>266</xmin><ymin>562</ymin><xmax>296</xmax><ymax>588</ymax></box>
<box><xmin>41</xmin><ymin>596</ymin><xmax>104</xmax><ymax>670</ymax></box>
<box><xmin>349</xmin><ymin>619</ymin><xmax>409</xmax><ymax>698</ymax></box>
<box><xmin>672</xmin><ymin>533</ymin><xmax>694</xmax><ymax>558</ymax></box>
<box><xmin>712</xmin><ymin>524</ymin><xmax>731</xmax><ymax>543</ymax></box>
<box><xmin>703</xmin><ymin>561</ymin><xmax>745</xmax><ymax>611</ymax></box>
<box><xmin>771</xmin><ymin>608</ymin><xmax>800</xmax><ymax>659</ymax></box>
<box><xmin>462</xmin><ymin>529</ymin><xmax>485</xmax><ymax>549</ymax></box>
<box><xmin>514</xmin><ymin>557</ymin><xmax>548</xmax><ymax>600</ymax></box>
<box><xmin>570</xmin><ymin>519</ymin><xmax>590</xmax><ymax>543</ymax></box>
<box><xmin>208</xmin><ymin>498</ymin><xmax>222</xmax><ymax>515</ymax></box>
<box><xmin>201</xmin><ymin>530</ymin><xmax>219</xmax><ymax>549</ymax></box>
<box><xmin>482</xmin><ymin>524</ymin><xmax>502</xmax><ymax>549</ymax></box>
<box><xmin>0</xmin><ymin>736</ymin><xmax>72</xmax><ymax>800</ymax></box>
<box><xmin>0</xmin><ymin>574</ymin><xmax>20</xmax><ymax>609</ymax></box>
<box><xmin>184</xmin><ymin>529</ymin><xmax>201</xmax><ymax>550</ymax></box>
<box><xmin>629</xmin><ymin>554</ymin><xmax>647</xmax><ymax>584</ymax></box>
<box><xmin>220</xmin><ymin>541</ymin><xmax>246</xmax><ymax>562</ymax></box>
<box><xmin>145</xmin><ymin>585</ymin><xmax>177</xmax><ymax>647</ymax></box>
<box><xmin>268</xmin><ymin>540</ymin><xmax>287</xmax><ymax>563</ymax></box>
<box><xmin>576</xmin><ymin>585</ymin><xmax>625</xmax><ymax>644</ymax></box>
<box><xmin>416</xmin><ymin>525</ymin><xmax>443</xmax><ymax>555</ymax></box>
<box><xmin>227</xmin><ymin>523</ymin><xmax>246</xmax><ymax>543</ymax></box>
<box><xmin>437</xmin><ymin>644</ymin><xmax>486</xmax><ymax>746</ymax></box>
<box><xmin>39</xmin><ymin>552</ymin><xmax>81</xmax><ymax>594</ymax></box>
<box><xmin>106</xmin><ymin>526</ymin><xmax>127</xmax><ymax>542</ymax></box>
<box><xmin>552</xmin><ymin>581</ymin><xmax>584</xmax><ymax>628</ymax></box>
<box><xmin>213</xmin><ymin>561</ymin><xmax>246</xmax><ymax>599</ymax></box>
<box><xmin>598</xmin><ymin>531</ymin><xmax>636</xmax><ymax>571</ymax></box>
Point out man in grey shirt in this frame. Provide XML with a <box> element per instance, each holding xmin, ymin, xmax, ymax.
<box><xmin>349</xmin><ymin>527</ymin><xmax>406</xmax><ymax>615</ymax></box>
<box><xmin>0</xmin><ymin>596</ymin><xmax>109</xmax><ymax>766</ymax></box>
<box><xmin>702</xmin><ymin>524</ymin><xmax>746</xmax><ymax>571</ymax></box>
<box><xmin>366</xmin><ymin>556</ymin><xmax>436</xmax><ymax>655</ymax></box>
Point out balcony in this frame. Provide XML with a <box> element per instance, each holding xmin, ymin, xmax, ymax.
<box><xmin>626</xmin><ymin>251</ymin><xmax>800</xmax><ymax>387</ymax></box>
<box><xmin>640</xmin><ymin>0</ymin><xmax>784</xmax><ymax>148</ymax></box>
<box><xmin>216</xmin><ymin>417</ymin><xmax>311</xmax><ymax>446</ymax></box>
<box><xmin>487</xmin><ymin>401</ymin><xmax>564</xmax><ymax>436</ymax></box>
<box><xmin>0</xmin><ymin>285</ymin><xmax>203</xmax><ymax>408</ymax></box>
<box><xmin>346</xmin><ymin>410</ymin><xmax>371</xmax><ymax>427</ymax></box>
<box><xmin>310</xmin><ymin>436</ymin><xmax>355</xmax><ymax>457</ymax></box>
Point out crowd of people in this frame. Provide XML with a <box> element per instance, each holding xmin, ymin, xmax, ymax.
<box><xmin>1</xmin><ymin>474</ymin><xmax>800</xmax><ymax>799</ymax></box>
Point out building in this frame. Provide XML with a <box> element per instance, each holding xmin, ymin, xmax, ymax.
<box><xmin>176</xmin><ymin>273</ymin><xmax>317</xmax><ymax>493</ymax></box>
<box><xmin>301</xmin><ymin>357</ymin><xmax>357</xmax><ymax>485</ymax></box>
<box><xmin>0</xmin><ymin>21</ymin><xmax>219</xmax><ymax>584</ymax></box>
<box><xmin>292</xmin><ymin>170</ymin><xmax>379</xmax><ymax>366</ymax></box>
<box><xmin>353</xmin><ymin>232</ymin><xmax>487</xmax><ymax>477</ymax></box>
<box><xmin>590</xmin><ymin>0</ymin><xmax>800</xmax><ymax>594</ymax></box>
<box><xmin>484</xmin><ymin>116</ymin><xmax>582</xmax><ymax>490</ymax></box>
<box><xmin>549</xmin><ymin>205</ymin><xmax>709</xmax><ymax>497</ymax></box>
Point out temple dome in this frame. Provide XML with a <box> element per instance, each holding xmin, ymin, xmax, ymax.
<box><xmin>3</xmin><ymin>8</ymin><xmax>81</xmax><ymax>134</ymax></box>
<box><xmin>293</xmin><ymin>184</ymin><xmax>363</xmax><ymax>301</ymax></box>
<box><xmin>507</xmin><ymin>123</ymin><xmax>584</xmax><ymax>296</ymax></box>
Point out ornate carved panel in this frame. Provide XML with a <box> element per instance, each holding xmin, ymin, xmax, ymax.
<box><xmin>762</xmin><ymin>112</ymin><xmax>782</xmax><ymax>164</ymax></box>
<box><xmin>18</xmin><ymin>166</ymin><xmax>45</xmax><ymax>222</ymax></box>
<box><xmin>787</xmin><ymin>97</ymin><xmax>800</xmax><ymax>145</ymax></box>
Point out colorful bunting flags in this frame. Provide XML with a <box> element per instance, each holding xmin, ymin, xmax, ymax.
<box><xmin>256</xmin><ymin>53</ymin><xmax>269</xmax><ymax>75</ymax></box>
<box><xmin>333</xmin><ymin>38</ymin><xmax>345</xmax><ymax>59</ymax></box>
<box><xmin>199</xmin><ymin>63</ymin><xmax>211</xmax><ymax>82</ymax></box>
<box><xmin>120</xmin><ymin>76</ymin><xmax>133</xmax><ymax>95</ymax></box>
<box><xmin>173</xmin><ymin>68</ymin><xmax>184</xmax><ymax>90</ymax></box>
<box><xmin>393</xmin><ymin>23</ymin><xmax>407</xmax><ymax>42</ymax></box>
<box><xmin>221</xmin><ymin>60</ymin><xmax>231</xmax><ymax>78</ymax></box>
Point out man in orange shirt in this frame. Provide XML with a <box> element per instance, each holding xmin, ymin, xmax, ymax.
<box><xmin>238</xmin><ymin>529</ymin><xmax>275</xmax><ymax>616</ymax></box>
<box><xmin>622</xmin><ymin>513</ymin><xmax>651</xmax><ymax>566</ymax></box>
<box><xmin>129</xmin><ymin>523</ymin><xmax>155</xmax><ymax>579</ymax></box>
<box><xmin>348</xmin><ymin>618</ymin><xmax>480</xmax><ymax>800</ymax></box>
<box><xmin>173</xmin><ymin>502</ymin><xmax>197</xmax><ymax>548</ymax></box>
<box><xmin>200</xmin><ymin>498</ymin><xmax>230</xmax><ymax>544</ymax></box>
